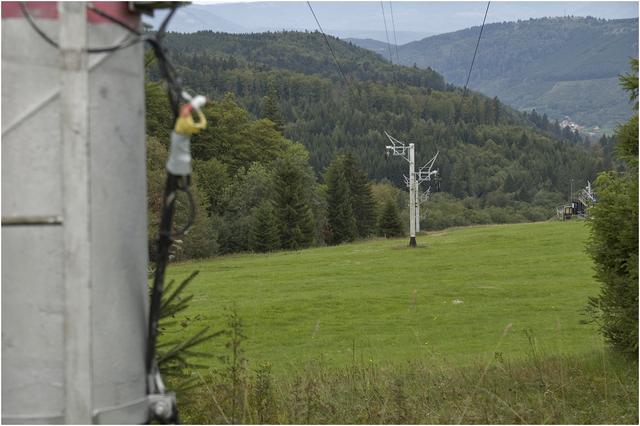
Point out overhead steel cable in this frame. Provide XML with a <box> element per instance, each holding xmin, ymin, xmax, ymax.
<box><xmin>380</xmin><ymin>1</ymin><xmax>394</xmax><ymax>64</ymax></box>
<box><xmin>462</xmin><ymin>1</ymin><xmax>490</xmax><ymax>95</ymax></box>
<box><xmin>456</xmin><ymin>1</ymin><xmax>491</xmax><ymax>122</ymax></box>
<box><xmin>389</xmin><ymin>1</ymin><xmax>400</xmax><ymax>63</ymax></box>
<box><xmin>306</xmin><ymin>1</ymin><xmax>352</xmax><ymax>91</ymax></box>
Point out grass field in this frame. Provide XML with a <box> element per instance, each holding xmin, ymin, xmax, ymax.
<box><xmin>165</xmin><ymin>220</ymin><xmax>604</xmax><ymax>373</ymax></box>
<box><xmin>164</xmin><ymin>220</ymin><xmax>638</xmax><ymax>424</ymax></box>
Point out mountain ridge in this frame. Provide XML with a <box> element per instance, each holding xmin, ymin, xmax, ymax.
<box><xmin>360</xmin><ymin>16</ymin><xmax>639</xmax><ymax>133</ymax></box>
<box><xmin>148</xmin><ymin>30</ymin><xmax>606</xmax><ymax>207</ymax></box>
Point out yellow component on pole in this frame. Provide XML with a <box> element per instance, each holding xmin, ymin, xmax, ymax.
<box><xmin>174</xmin><ymin>106</ymin><xmax>207</xmax><ymax>135</ymax></box>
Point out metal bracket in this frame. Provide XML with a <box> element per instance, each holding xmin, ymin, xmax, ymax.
<box><xmin>145</xmin><ymin>361</ymin><xmax>178</xmax><ymax>424</ymax></box>
<box><xmin>384</xmin><ymin>131</ymin><xmax>410</xmax><ymax>162</ymax></box>
<box><xmin>2</xmin><ymin>215</ymin><xmax>63</xmax><ymax>226</ymax></box>
<box><xmin>149</xmin><ymin>393</ymin><xmax>177</xmax><ymax>422</ymax></box>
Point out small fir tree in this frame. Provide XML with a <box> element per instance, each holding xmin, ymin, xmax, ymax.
<box><xmin>250</xmin><ymin>201</ymin><xmax>280</xmax><ymax>252</ymax></box>
<box><xmin>341</xmin><ymin>152</ymin><xmax>377</xmax><ymax>238</ymax></box>
<box><xmin>378</xmin><ymin>200</ymin><xmax>404</xmax><ymax>238</ymax></box>
<box><xmin>261</xmin><ymin>82</ymin><xmax>284</xmax><ymax>133</ymax></box>
<box><xmin>274</xmin><ymin>158</ymin><xmax>315</xmax><ymax>250</ymax></box>
<box><xmin>325</xmin><ymin>157</ymin><xmax>357</xmax><ymax>245</ymax></box>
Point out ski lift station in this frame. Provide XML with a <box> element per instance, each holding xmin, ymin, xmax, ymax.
<box><xmin>2</xmin><ymin>2</ymin><xmax>154</xmax><ymax>423</ymax></box>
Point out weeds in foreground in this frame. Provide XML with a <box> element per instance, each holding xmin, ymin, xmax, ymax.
<box><xmin>173</xmin><ymin>310</ymin><xmax>638</xmax><ymax>424</ymax></box>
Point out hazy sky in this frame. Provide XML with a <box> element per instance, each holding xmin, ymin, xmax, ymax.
<box><xmin>148</xmin><ymin>1</ymin><xmax>639</xmax><ymax>43</ymax></box>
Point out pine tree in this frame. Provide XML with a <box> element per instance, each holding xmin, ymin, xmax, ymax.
<box><xmin>587</xmin><ymin>58</ymin><xmax>639</xmax><ymax>356</ymax></box>
<box><xmin>341</xmin><ymin>152</ymin><xmax>377</xmax><ymax>238</ymax></box>
<box><xmin>274</xmin><ymin>158</ymin><xmax>315</xmax><ymax>250</ymax></box>
<box><xmin>492</xmin><ymin>96</ymin><xmax>501</xmax><ymax>124</ymax></box>
<box><xmin>378</xmin><ymin>200</ymin><xmax>404</xmax><ymax>238</ymax></box>
<box><xmin>261</xmin><ymin>82</ymin><xmax>284</xmax><ymax>133</ymax></box>
<box><xmin>250</xmin><ymin>201</ymin><xmax>280</xmax><ymax>252</ymax></box>
<box><xmin>325</xmin><ymin>157</ymin><xmax>356</xmax><ymax>245</ymax></box>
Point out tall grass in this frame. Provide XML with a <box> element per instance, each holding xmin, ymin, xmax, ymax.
<box><xmin>173</xmin><ymin>309</ymin><xmax>638</xmax><ymax>424</ymax></box>
<box><xmin>177</xmin><ymin>353</ymin><xmax>637</xmax><ymax>424</ymax></box>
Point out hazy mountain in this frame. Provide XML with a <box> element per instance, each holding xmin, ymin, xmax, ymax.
<box><xmin>346</xmin><ymin>38</ymin><xmax>396</xmax><ymax>58</ymax></box>
<box><xmin>150</xmin><ymin>4</ymin><xmax>248</xmax><ymax>33</ymax></box>
<box><xmin>145</xmin><ymin>2</ymin><xmax>433</xmax><ymax>42</ymax></box>
<box><xmin>144</xmin><ymin>2</ymin><xmax>637</xmax><ymax>44</ymax></box>
<box><xmin>390</xmin><ymin>17</ymin><xmax>638</xmax><ymax>132</ymax></box>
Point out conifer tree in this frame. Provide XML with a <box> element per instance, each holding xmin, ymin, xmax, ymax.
<box><xmin>261</xmin><ymin>82</ymin><xmax>284</xmax><ymax>133</ymax></box>
<box><xmin>341</xmin><ymin>152</ymin><xmax>377</xmax><ymax>238</ymax></box>
<box><xmin>274</xmin><ymin>158</ymin><xmax>315</xmax><ymax>250</ymax></box>
<box><xmin>378</xmin><ymin>200</ymin><xmax>404</xmax><ymax>238</ymax></box>
<box><xmin>325</xmin><ymin>157</ymin><xmax>356</xmax><ymax>245</ymax></box>
<box><xmin>492</xmin><ymin>96</ymin><xmax>501</xmax><ymax>124</ymax></box>
<box><xmin>250</xmin><ymin>201</ymin><xmax>280</xmax><ymax>252</ymax></box>
<box><xmin>587</xmin><ymin>58</ymin><xmax>638</xmax><ymax>355</ymax></box>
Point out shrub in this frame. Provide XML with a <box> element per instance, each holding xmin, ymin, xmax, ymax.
<box><xmin>587</xmin><ymin>59</ymin><xmax>639</xmax><ymax>356</ymax></box>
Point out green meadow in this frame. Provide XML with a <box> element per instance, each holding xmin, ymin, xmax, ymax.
<box><xmin>165</xmin><ymin>220</ymin><xmax>604</xmax><ymax>372</ymax></box>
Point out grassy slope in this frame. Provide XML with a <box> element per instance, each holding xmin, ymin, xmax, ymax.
<box><xmin>165</xmin><ymin>220</ymin><xmax>602</xmax><ymax>374</ymax></box>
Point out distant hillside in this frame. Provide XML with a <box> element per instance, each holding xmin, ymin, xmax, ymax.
<box><xmin>346</xmin><ymin>38</ymin><xmax>395</xmax><ymax>58</ymax></box>
<box><xmin>148</xmin><ymin>31</ymin><xmax>605</xmax><ymax>209</ymax></box>
<box><xmin>385</xmin><ymin>17</ymin><xmax>638</xmax><ymax>133</ymax></box>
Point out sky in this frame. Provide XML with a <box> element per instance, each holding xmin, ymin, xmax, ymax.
<box><xmin>147</xmin><ymin>1</ymin><xmax>639</xmax><ymax>44</ymax></box>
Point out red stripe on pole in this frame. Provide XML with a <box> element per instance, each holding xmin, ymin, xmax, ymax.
<box><xmin>2</xmin><ymin>1</ymin><xmax>139</xmax><ymax>26</ymax></box>
<box><xmin>2</xmin><ymin>2</ymin><xmax>58</xmax><ymax>19</ymax></box>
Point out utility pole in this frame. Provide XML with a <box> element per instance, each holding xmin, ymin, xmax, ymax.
<box><xmin>386</xmin><ymin>132</ymin><xmax>439</xmax><ymax>246</ymax></box>
<box><xmin>409</xmin><ymin>143</ymin><xmax>416</xmax><ymax>246</ymax></box>
<box><xmin>415</xmin><ymin>151</ymin><xmax>439</xmax><ymax>234</ymax></box>
<box><xmin>415</xmin><ymin>179</ymin><xmax>420</xmax><ymax>233</ymax></box>
<box><xmin>570</xmin><ymin>178</ymin><xmax>574</xmax><ymax>203</ymax></box>
<box><xmin>59</xmin><ymin>2</ymin><xmax>92</xmax><ymax>423</ymax></box>
<box><xmin>385</xmin><ymin>131</ymin><xmax>416</xmax><ymax>247</ymax></box>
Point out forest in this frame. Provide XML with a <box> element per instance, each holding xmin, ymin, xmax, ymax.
<box><xmin>386</xmin><ymin>16</ymin><xmax>639</xmax><ymax>131</ymax></box>
<box><xmin>146</xmin><ymin>25</ymin><xmax>637</xmax><ymax>426</ymax></box>
<box><xmin>146</xmin><ymin>30</ymin><xmax>613</xmax><ymax>259</ymax></box>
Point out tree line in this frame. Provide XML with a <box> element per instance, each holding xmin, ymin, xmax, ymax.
<box><xmin>148</xmin><ymin>31</ymin><xmax>607</xmax><ymax>205</ymax></box>
<box><xmin>147</xmin><ymin>82</ymin><xmax>406</xmax><ymax>260</ymax></box>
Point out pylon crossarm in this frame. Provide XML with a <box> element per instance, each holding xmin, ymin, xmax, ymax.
<box><xmin>384</xmin><ymin>131</ymin><xmax>410</xmax><ymax>162</ymax></box>
<box><xmin>417</xmin><ymin>169</ymin><xmax>438</xmax><ymax>183</ymax></box>
<box><xmin>417</xmin><ymin>151</ymin><xmax>439</xmax><ymax>179</ymax></box>
<box><xmin>419</xmin><ymin>187</ymin><xmax>432</xmax><ymax>204</ymax></box>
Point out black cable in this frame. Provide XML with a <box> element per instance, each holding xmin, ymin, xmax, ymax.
<box><xmin>146</xmin><ymin>4</ymin><xmax>182</xmax><ymax>376</ymax></box>
<box><xmin>19</xmin><ymin>1</ymin><xmax>147</xmax><ymax>54</ymax></box>
<box><xmin>306</xmin><ymin>1</ymin><xmax>351</xmax><ymax>90</ymax></box>
<box><xmin>380</xmin><ymin>1</ymin><xmax>394</xmax><ymax>64</ymax></box>
<box><xmin>84</xmin><ymin>3</ymin><xmax>149</xmax><ymax>54</ymax></box>
<box><xmin>149</xmin><ymin>7</ymin><xmax>182</xmax><ymax>117</ymax></box>
<box><xmin>389</xmin><ymin>1</ymin><xmax>400</xmax><ymax>64</ymax></box>
<box><xmin>86</xmin><ymin>3</ymin><xmax>142</xmax><ymax>36</ymax></box>
<box><xmin>19</xmin><ymin>2</ymin><xmax>58</xmax><ymax>48</ymax></box>
<box><xmin>87</xmin><ymin>36</ymin><xmax>146</xmax><ymax>54</ymax></box>
<box><xmin>173</xmin><ymin>179</ymin><xmax>197</xmax><ymax>237</ymax></box>
<box><xmin>456</xmin><ymin>1</ymin><xmax>490</xmax><ymax>121</ymax></box>
<box><xmin>157</xmin><ymin>6</ymin><xmax>177</xmax><ymax>39</ymax></box>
